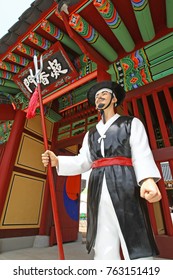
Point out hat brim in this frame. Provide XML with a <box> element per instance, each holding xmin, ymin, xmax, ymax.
<box><xmin>87</xmin><ymin>81</ymin><xmax>125</xmax><ymax>106</ymax></box>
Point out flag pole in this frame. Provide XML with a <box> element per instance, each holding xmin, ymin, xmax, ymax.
<box><xmin>29</xmin><ymin>55</ymin><xmax>65</xmax><ymax>260</ymax></box>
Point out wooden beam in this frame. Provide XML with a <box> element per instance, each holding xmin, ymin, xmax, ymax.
<box><xmin>61</xmin><ymin>12</ymin><xmax>110</xmax><ymax>70</ymax></box>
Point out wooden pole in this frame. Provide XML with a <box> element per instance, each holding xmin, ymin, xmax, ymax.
<box><xmin>37</xmin><ymin>83</ymin><xmax>65</xmax><ymax>260</ymax></box>
<box><xmin>29</xmin><ymin>55</ymin><xmax>65</xmax><ymax>260</ymax></box>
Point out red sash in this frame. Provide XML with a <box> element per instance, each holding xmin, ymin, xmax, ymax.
<box><xmin>92</xmin><ymin>157</ymin><xmax>132</xmax><ymax>169</ymax></box>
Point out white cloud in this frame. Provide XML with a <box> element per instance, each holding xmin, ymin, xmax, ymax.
<box><xmin>0</xmin><ymin>0</ymin><xmax>34</xmax><ymax>39</ymax></box>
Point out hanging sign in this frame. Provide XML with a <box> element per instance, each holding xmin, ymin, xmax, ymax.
<box><xmin>13</xmin><ymin>41</ymin><xmax>78</xmax><ymax>99</ymax></box>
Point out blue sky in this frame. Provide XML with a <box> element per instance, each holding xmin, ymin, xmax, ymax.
<box><xmin>0</xmin><ymin>0</ymin><xmax>34</xmax><ymax>39</ymax></box>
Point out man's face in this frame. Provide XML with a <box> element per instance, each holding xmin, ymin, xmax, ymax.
<box><xmin>95</xmin><ymin>90</ymin><xmax>117</xmax><ymax>109</ymax></box>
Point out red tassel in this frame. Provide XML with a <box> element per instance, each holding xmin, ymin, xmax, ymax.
<box><xmin>26</xmin><ymin>87</ymin><xmax>39</xmax><ymax>119</ymax></box>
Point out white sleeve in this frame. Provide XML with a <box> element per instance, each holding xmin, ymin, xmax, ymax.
<box><xmin>130</xmin><ymin>118</ymin><xmax>161</xmax><ymax>185</ymax></box>
<box><xmin>57</xmin><ymin>131</ymin><xmax>92</xmax><ymax>176</ymax></box>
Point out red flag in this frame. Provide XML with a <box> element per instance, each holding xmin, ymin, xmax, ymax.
<box><xmin>26</xmin><ymin>87</ymin><xmax>39</xmax><ymax>119</ymax></box>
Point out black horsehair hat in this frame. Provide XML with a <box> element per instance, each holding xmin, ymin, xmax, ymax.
<box><xmin>87</xmin><ymin>81</ymin><xmax>126</xmax><ymax>106</ymax></box>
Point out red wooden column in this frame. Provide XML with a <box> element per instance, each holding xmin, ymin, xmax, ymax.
<box><xmin>163</xmin><ymin>87</ymin><xmax>173</xmax><ymax>122</ymax></box>
<box><xmin>169</xmin><ymin>160</ymin><xmax>173</xmax><ymax>178</ymax></box>
<box><xmin>122</xmin><ymin>100</ymin><xmax>129</xmax><ymax>115</ymax></box>
<box><xmin>0</xmin><ymin>110</ymin><xmax>26</xmax><ymax>217</ymax></box>
<box><xmin>132</xmin><ymin>98</ymin><xmax>140</xmax><ymax>118</ymax></box>
<box><xmin>97</xmin><ymin>67</ymin><xmax>111</xmax><ymax>81</ymax></box>
<box><xmin>142</xmin><ymin>95</ymin><xmax>157</xmax><ymax>149</ymax></box>
<box><xmin>0</xmin><ymin>104</ymin><xmax>15</xmax><ymax>120</ymax></box>
<box><xmin>157</xmin><ymin>163</ymin><xmax>173</xmax><ymax>236</ymax></box>
<box><xmin>152</xmin><ymin>91</ymin><xmax>170</xmax><ymax>147</ymax></box>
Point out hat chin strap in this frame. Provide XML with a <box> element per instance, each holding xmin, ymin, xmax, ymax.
<box><xmin>97</xmin><ymin>93</ymin><xmax>114</xmax><ymax>123</ymax></box>
<box><xmin>97</xmin><ymin>94</ymin><xmax>113</xmax><ymax>110</ymax></box>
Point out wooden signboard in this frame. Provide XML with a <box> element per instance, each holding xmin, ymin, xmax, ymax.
<box><xmin>13</xmin><ymin>41</ymin><xmax>78</xmax><ymax>99</ymax></box>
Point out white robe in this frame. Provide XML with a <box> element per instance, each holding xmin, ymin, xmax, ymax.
<box><xmin>57</xmin><ymin>114</ymin><xmax>161</xmax><ymax>259</ymax></box>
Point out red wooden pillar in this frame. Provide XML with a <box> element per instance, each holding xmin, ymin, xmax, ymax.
<box><xmin>157</xmin><ymin>163</ymin><xmax>173</xmax><ymax>236</ymax></box>
<box><xmin>0</xmin><ymin>110</ymin><xmax>26</xmax><ymax>217</ymax></box>
<box><xmin>163</xmin><ymin>87</ymin><xmax>173</xmax><ymax>122</ymax></box>
<box><xmin>97</xmin><ymin>67</ymin><xmax>111</xmax><ymax>82</ymax></box>
<box><xmin>152</xmin><ymin>91</ymin><xmax>170</xmax><ymax>147</ymax></box>
<box><xmin>132</xmin><ymin>98</ymin><xmax>140</xmax><ymax>118</ymax></box>
<box><xmin>122</xmin><ymin>100</ymin><xmax>129</xmax><ymax>115</ymax></box>
<box><xmin>0</xmin><ymin>104</ymin><xmax>15</xmax><ymax>120</ymax></box>
<box><xmin>142</xmin><ymin>95</ymin><xmax>157</xmax><ymax>149</ymax></box>
<box><xmin>169</xmin><ymin>160</ymin><xmax>173</xmax><ymax>177</ymax></box>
